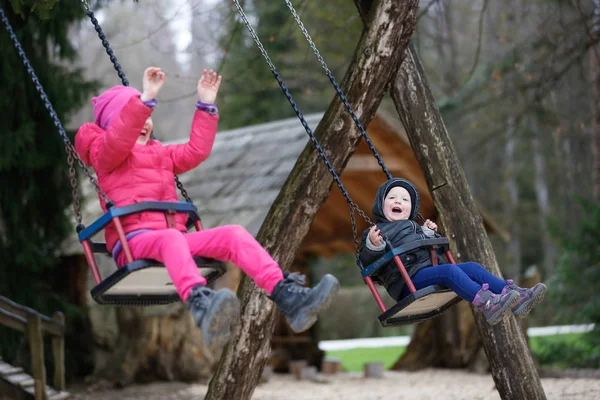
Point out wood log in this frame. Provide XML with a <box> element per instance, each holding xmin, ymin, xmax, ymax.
<box><xmin>389</xmin><ymin>43</ymin><xmax>547</xmax><ymax>400</ymax></box>
<box><xmin>27</xmin><ymin>314</ymin><xmax>46</xmax><ymax>400</ymax></box>
<box><xmin>363</xmin><ymin>362</ymin><xmax>383</xmax><ymax>378</ymax></box>
<box><xmin>51</xmin><ymin>312</ymin><xmax>65</xmax><ymax>391</ymax></box>
<box><xmin>204</xmin><ymin>1</ymin><xmax>419</xmax><ymax>399</ymax></box>
<box><xmin>299</xmin><ymin>366</ymin><xmax>318</xmax><ymax>381</ymax></box>
<box><xmin>260</xmin><ymin>365</ymin><xmax>274</xmax><ymax>383</ymax></box>
<box><xmin>321</xmin><ymin>357</ymin><xmax>342</xmax><ymax>375</ymax></box>
<box><xmin>288</xmin><ymin>360</ymin><xmax>307</xmax><ymax>379</ymax></box>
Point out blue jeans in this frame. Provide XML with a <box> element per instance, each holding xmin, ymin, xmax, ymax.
<box><xmin>400</xmin><ymin>262</ymin><xmax>508</xmax><ymax>302</ymax></box>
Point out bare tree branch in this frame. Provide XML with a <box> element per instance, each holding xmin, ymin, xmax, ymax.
<box><xmin>464</xmin><ymin>0</ymin><xmax>489</xmax><ymax>84</ymax></box>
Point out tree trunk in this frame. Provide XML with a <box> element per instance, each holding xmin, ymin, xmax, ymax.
<box><xmin>204</xmin><ymin>1</ymin><xmax>419</xmax><ymax>399</ymax></box>
<box><xmin>504</xmin><ymin>116</ymin><xmax>521</xmax><ymax>279</ymax></box>
<box><xmin>531</xmin><ymin>121</ymin><xmax>556</xmax><ymax>273</ymax></box>
<box><xmin>389</xmin><ymin>43</ymin><xmax>547</xmax><ymax>400</ymax></box>
<box><xmin>592</xmin><ymin>0</ymin><xmax>600</xmax><ymax>201</ymax></box>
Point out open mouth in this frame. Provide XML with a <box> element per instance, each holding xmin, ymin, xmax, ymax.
<box><xmin>392</xmin><ymin>206</ymin><xmax>402</xmax><ymax>213</ymax></box>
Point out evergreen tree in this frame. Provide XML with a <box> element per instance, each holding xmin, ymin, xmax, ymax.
<box><xmin>0</xmin><ymin>0</ymin><xmax>98</xmax><ymax>368</ymax></box>
<box><xmin>216</xmin><ymin>0</ymin><xmax>361</xmax><ymax>129</ymax></box>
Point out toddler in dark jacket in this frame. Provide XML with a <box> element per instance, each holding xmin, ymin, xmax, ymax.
<box><xmin>359</xmin><ymin>178</ymin><xmax>546</xmax><ymax>325</ymax></box>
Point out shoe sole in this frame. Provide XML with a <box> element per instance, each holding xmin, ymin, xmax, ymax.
<box><xmin>487</xmin><ymin>291</ymin><xmax>520</xmax><ymax>325</ymax></box>
<box><xmin>514</xmin><ymin>284</ymin><xmax>547</xmax><ymax>318</ymax></box>
<box><xmin>201</xmin><ymin>289</ymin><xmax>240</xmax><ymax>348</ymax></box>
<box><xmin>289</xmin><ymin>274</ymin><xmax>340</xmax><ymax>333</ymax></box>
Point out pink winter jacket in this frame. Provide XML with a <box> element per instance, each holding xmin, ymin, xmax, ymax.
<box><xmin>75</xmin><ymin>94</ymin><xmax>218</xmax><ymax>253</ymax></box>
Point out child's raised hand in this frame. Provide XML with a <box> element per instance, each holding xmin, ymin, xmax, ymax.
<box><xmin>424</xmin><ymin>219</ymin><xmax>438</xmax><ymax>231</ymax></box>
<box><xmin>368</xmin><ymin>225</ymin><xmax>383</xmax><ymax>246</ymax></box>
<box><xmin>197</xmin><ymin>69</ymin><xmax>222</xmax><ymax>104</ymax></box>
<box><xmin>141</xmin><ymin>66</ymin><xmax>165</xmax><ymax>101</ymax></box>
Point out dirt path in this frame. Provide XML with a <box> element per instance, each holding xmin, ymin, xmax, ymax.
<box><xmin>69</xmin><ymin>368</ymin><xmax>600</xmax><ymax>400</ymax></box>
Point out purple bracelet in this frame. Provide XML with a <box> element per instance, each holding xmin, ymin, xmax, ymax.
<box><xmin>142</xmin><ymin>98</ymin><xmax>158</xmax><ymax>108</ymax></box>
<box><xmin>196</xmin><ymin>101</ymin><xmax>218</xmax><ymax>115</ymax></box>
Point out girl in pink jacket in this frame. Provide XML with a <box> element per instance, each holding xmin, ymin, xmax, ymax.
<box><xmin>75</xmin><ymin>67</ymin><xmax>339</xmax><ymax>347</ymax></box>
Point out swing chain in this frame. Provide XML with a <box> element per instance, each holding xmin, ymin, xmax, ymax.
<box><xmin>176</xmin><ymin>176</ymin><xmax>193</xmax><ymax>203</ymax></box>
<box><xmin>231</xmin><ymin>0</ymin><xmax>373</xmax><ymax>229</ymax></box>
<box><xmin>86</xmin><ymin>9</ymin><xmax>129</xmax><ymax>87</ymax></box>
<box><xmin>0</xmin><ymin>6</ymin><xmax>111</xmax><ymax>224</ymax></box>
<box><xmin>66</xmin><ymin>146</ymin><xmax>83</xmax><ymax>224</ymax></box>
<box><xmin>283</xmin><ymin>0</ymin><xmax>392</xmax><ymax>181</ymax></box>
<box><xmin>232</xmin><ymin>0</ymin><xmax>378</xmax><ymax>266</ymax></box>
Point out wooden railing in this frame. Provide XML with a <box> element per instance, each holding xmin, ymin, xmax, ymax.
<box><xmin>0</xmin><ymin>295</ymin><xmax>65</xmax><ymax>400</ymax></box>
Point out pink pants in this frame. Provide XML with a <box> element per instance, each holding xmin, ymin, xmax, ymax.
<box><xmin>115</xmin><ymin>225</ymin><xmax>284</xmax><ymax>301</ymax></box>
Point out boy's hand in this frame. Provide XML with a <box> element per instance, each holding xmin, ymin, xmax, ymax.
<box><xmin>368</xmin><ymin>225</ymin><xmax>382</xmax><ymax>246</ymax></box>
<box><xmin>141</xmin><ymin>66</ymin><xmax>165</xmax><ymax>101</ymax></box>
<box><xmin>424</xmin><ymin>219</ymin><xmax>438</xmax><ymax>231</ymax></box>
<box><xmin>197</xmin><ymin>69</ymin><xmax>222</xmax><ymax>104</ymax></box>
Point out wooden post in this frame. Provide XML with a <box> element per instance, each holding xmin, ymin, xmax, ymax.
<box><xmin>51</xmin><ymin>312</ymin><xmax>66</xmax><ymax>391</ymax></box>
<box><xmin>299</xmin><ymin>366</ymin><xmax>318</xmax><ymax>381</ymax></box>
<box><xmin>203</xmin><ymin>1</ymin><xmax>419</xmax><ymax>398</ymax></box>
<box><xmin>27</xmin><ymin>314</ymin><xmax>47</xmax><ymax>400</ymax></box>
<box><xmin>364</xmin><ymin>362</ymin><xmax>384</xmax><ymax>378</ymax></box>
<box><xmin>288</xmin><ymin>360</ymin><xmax>307</xmax><ymax>379</ymax></box>
<box><xmin>321</xmin><ymin>356</ymin><xmax>342</xmax><ymax>375</ymax></box>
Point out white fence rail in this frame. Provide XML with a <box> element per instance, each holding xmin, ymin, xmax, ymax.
<box><xmin>318</xmin><ymin>324</ymin><xmax>595</xmax><ymax>352</ymax></box>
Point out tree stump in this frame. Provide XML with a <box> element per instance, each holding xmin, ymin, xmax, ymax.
<box><xmin>364</xmin><ymin>362</ymin><xmax>384</xmax><ymax>379</ymax></box>
<box><xmin>321</xmin><ymin>357</ymin><xmax>342</xmax><ymax>375</ymax></box>
<box><xmin>288</xmin><ymin>360</ymin><xmax>307</xmax><ymax>379</ymax></box>
<box><xmin>299</xmin><ymin>366</ymin><xmax>318</xmax><ymax>381</ymax></box>
<box><xmin>259</xmin><ymin>365</ymin><xmax>274</xmax><ymax>383</ymax></box>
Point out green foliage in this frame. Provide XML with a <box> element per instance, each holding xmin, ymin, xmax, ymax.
<box><xmin>546</xmin><ymin>199</ymin><xmax>600</xmax><ymax>367</ymax></box>
<box><xmin>217</xmin><ymin>0</ymin><xmax>361</xmax><ymax>129</ymax></box>
<box><xmin>8</xmin><ymin>0</ymin><xmax>58</xmax><ymax>19</ymax></box>
<box><xmin>0</xmin><ymin>0</ymin><xmax>99</xmax><ymax>375</ymax></box>
<box><xmin>531</xmin><ymin>333</ymin><xmax>600</xmax><ymax>369</ymax></box>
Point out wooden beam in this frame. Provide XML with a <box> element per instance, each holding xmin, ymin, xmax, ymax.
<box><xmin>205</xmin><ymin>1</ymin><xmax>419</xmax><ymax>397</ymax></box>
<box><xmin>389</xmin><ymin>42</ymin><xmax>546</xmax><ymax>400</ymax></box>
<box><xmin>0</xmin><ymin>308</ymin><xmax>26</xmax><ymax>332</ymax></box>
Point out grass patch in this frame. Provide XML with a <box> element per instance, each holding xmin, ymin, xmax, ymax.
<box><xmin>326</xmin><ymin>346</ymin><xmax>406</xmax><ymax>372</ymax></box>
<box><xmin>324</xmin><ymin>332</ymin><xmax>596</xmax><ymax>372</ymax></box>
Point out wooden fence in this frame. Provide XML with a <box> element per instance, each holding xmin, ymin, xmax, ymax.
<box><xmin>0</xmin><ymin>296</ymin><xmax>65</xmax><ymax>400</ymax></box>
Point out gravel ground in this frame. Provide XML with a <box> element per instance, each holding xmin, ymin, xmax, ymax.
<box><xmin>69</xmin><ymin>368</ymin><xmax>600</xmax><ymax>400</ymax></box>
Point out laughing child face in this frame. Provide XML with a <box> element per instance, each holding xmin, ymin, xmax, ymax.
<box><xmin>383</xmin><ymin>186</ymin><xmax>412</xmax><ymax>221</ymax></box>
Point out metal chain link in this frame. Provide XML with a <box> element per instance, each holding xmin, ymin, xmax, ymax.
<box><xmin>283</xmin><ymin>0</ymin><xmax>392</xmax><ymax>180</ymax></box>
<box><xmin>0</xmin><ymin>5</ymin><xmax>110</xmax><ymax>224</ymax></box>
<box><xmin>85</xmin><ymin>7</ymin><xmax>129</xmax><ymax>87</ymax></box>
<box><xmin>84</xmin><ymin>4</ymin><xmax>194</xmax><ymax>204</ymax></box>
<box><xmin>231</xmin><ymin>0</ymin><xmax>376</xmax><ymax>264</ymax></box>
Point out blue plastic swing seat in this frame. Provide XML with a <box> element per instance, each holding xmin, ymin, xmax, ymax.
<box><xmin>362</xmin><ymin>238</ymin><xmax>463</xmax><ymax>327</ymax></box>
<box><xmin>78</xmin><ymin>201</ymin><xmax>226</xmax><ymax>306</ymax></box>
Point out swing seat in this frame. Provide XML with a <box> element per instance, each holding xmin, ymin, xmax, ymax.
<box><xmin>362</xmin><ymin>238</ymin><xmax>462</xmax><ymax>327</ymax></box>
<box><xmin>78</xmin><ymin>201</ymin><xmax>227</xmax><ymax>306</ymax></box>
<box><xmin>379</xmin><ymin>285</ymin><xmax>462</xmax><ymax>326</ymax></box>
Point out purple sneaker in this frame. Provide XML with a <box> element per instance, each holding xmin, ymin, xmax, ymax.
<box><xmin>501</xmin><ymin>280</ymin><xmax>547</xmax><ymax>318</ymax></box>
<box><xmin>472</xmin><ymin>284</ymin><xmax>520</xmax><ymax>325</ymax></box>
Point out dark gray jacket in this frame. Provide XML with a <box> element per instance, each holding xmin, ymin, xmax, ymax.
<box><xmin>358</xmin><ymin>178</ymin><xmax>437</xmax><ymax>300</ymax></box>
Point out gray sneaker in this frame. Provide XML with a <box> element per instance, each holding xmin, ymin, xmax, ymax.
<box><xmin>270</xmin><ymin>272</ymin><xmax>339</xmax><ymax>333</ymax></box>
<box><xmin>501</xmin><ymin>280</ymin><xmax>547</xmax><ymax>318</ymax></box>
<box><xmin>472</xmin><ymin>283</ymin><xmax>520</xmax><ymax>325</ymax></box>
<box><xmin>186</xmin><ymin>285</ymin><xmax>240</xmax><ymax>347</ymax></box>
